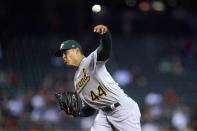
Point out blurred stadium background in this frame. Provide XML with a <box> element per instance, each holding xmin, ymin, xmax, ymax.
<box><xmin>0</xmin><ymin>0</ymin><xmax>197</xmax><ymax>131</ymax></box>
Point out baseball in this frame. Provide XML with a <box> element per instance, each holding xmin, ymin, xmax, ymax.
<box><xmin>92</xmin><ymin>4</ymin><xmax>101</xmax><ymax>13</ymax></box>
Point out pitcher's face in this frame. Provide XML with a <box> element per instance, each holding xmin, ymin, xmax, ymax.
<box><xmin>62</xmin><ymin>49</ymin><xmax>76</xmax><ymax>66</ymax></box>
<box><xmin>62</xmin><ymin>48</ymin><xmax>79</xmax><ymax>67</ymax></box>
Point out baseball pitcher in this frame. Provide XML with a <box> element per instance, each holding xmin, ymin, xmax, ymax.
<box><xmin>54</xmin><ymin>25</ymin><xmax>141</xmax><ymax>131</ymax></box>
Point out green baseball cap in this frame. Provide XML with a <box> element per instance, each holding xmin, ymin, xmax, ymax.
<box><xmin>54</xmin><ymin>40</ymin><xmax>82</xmax><ymax>57</ymax></box>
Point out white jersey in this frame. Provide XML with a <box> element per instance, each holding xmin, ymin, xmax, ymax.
<box><xmin>74</xmin><ymin>50</ymin><xmax>128</xmax><ymax>110</ymax></box>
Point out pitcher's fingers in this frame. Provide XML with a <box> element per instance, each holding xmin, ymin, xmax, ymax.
<box><xmin>104</xmin><ymin>27</ymin><xmax>108</xmax><ymax>33</ymax></box>
<box><xmin>93</xmin><ymin>27</ymin><xmax>97</xmax><ymax>32</ymax></box>
<box><xmin>100</xmin><ymin>27</ymin><xmax>104</xmax><ymax>34</ymax></box>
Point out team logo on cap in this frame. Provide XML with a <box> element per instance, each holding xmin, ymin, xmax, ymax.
<box><xmin>72</xmin><ymin>45</ymin><xmax>75</xmax><ymax>47</ymax></box>
<box><xmin>60</xmin><ymin>43</ymin><xmax>64</xmax><ymax>49</ymax></box>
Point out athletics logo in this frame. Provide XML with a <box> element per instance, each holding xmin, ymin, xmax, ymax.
<box><xmin>60</xmin><ymin>43</ymin><xmax>64</xmax><ymax>49</ymax></box>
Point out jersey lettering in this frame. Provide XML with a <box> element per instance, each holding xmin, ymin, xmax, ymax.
<box><xmin>90</xmin><ymin>85</ymin><xmax>107</xmax><ymax>101</ymax></box>
<box><xmin>76</xmin><ymin>68</ymin><xmax>90</xmax><ymax>93</ymax></box>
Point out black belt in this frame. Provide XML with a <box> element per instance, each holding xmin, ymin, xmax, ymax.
<box><xmin>101</xmin><ymin>102</ymin><xmax>120</xmax><ymax>112</ymax></box>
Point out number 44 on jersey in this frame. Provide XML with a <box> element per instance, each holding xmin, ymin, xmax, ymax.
<box><xmin>90</xmin><ymin>85</ymin><xmax>107</xmax><ymax>101</ymax></box>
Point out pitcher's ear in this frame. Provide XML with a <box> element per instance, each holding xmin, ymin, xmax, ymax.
<box><xmin>75</xmin><ymin>48</ymin><xmax>80</xmax><ymax>53</ymax></box>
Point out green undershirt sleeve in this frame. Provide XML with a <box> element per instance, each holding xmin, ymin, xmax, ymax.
<box><xmin>96</xmin><ymin>31</ymin><xmax>112</xmax><ymax>61</ymax></box>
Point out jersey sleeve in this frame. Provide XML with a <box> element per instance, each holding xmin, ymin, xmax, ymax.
<box><xmin>85</xmin><ymin>49</ymin><xmax>105</xmax><ymax>72</ymax></box>
<box><xmin>87</xmin><ymin>50</ymin><xmax>99</xmax><ymax>72</ymax></box>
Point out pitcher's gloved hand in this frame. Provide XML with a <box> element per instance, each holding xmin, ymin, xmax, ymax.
<box><xmin>55</xmin><ymin>91</ymin><xmax>81</xmax><ymax>117</ymax></box>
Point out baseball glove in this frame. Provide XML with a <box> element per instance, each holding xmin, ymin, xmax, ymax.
<box><xmin>55</xmin><ymin>91</ymin><xmax>81</xmax><ymax>117</ymax></box>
